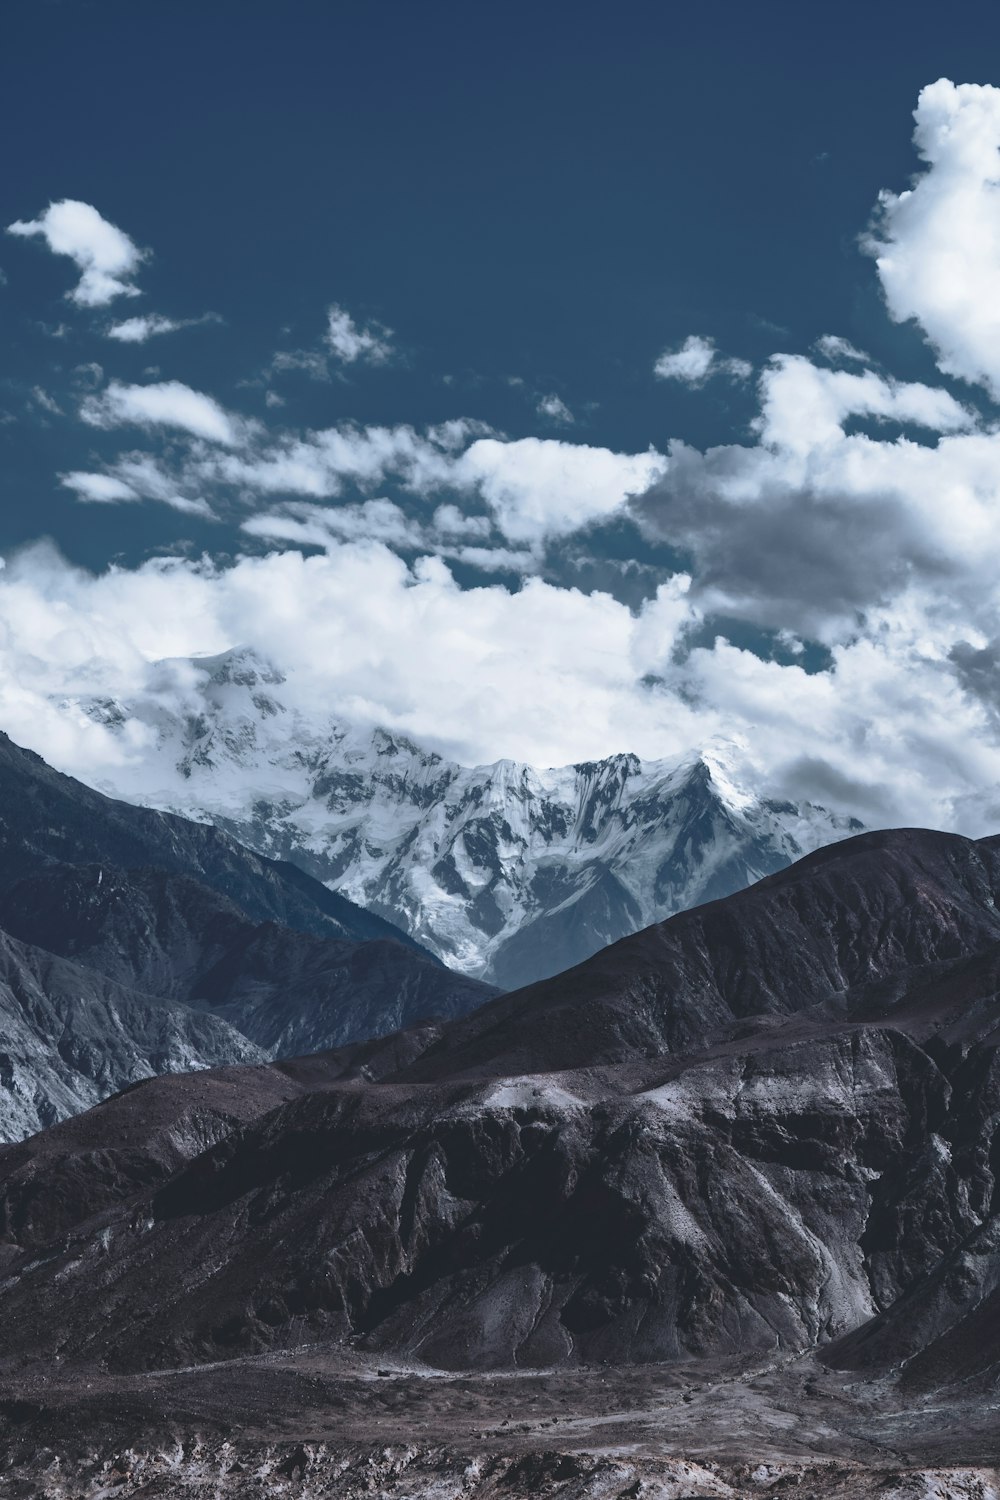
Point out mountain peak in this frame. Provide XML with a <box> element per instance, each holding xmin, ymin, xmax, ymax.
<box><xmin>55</xmin><ymin>676</ymin><xmax>861</xmax><ymax>986</ymax></box>
<box><xmin>191</xmin><ymin>645</ymin><xmax>287</xmax><ymax>691</ymax></box>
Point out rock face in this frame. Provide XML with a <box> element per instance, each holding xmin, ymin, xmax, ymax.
<box><xmin>76</xmin><ymin>648</ymin><xmax>861</xmax><ymax>986</ymax></box>
<box><xmin>0</xmin><ymin>734</ymin><xmax>494</xmax><ymax>1139</ymax></box>
<box><xmin>3</xmin><ymin>826</ymin><xmax>1000</xmax><ymax>1397</ymax></box>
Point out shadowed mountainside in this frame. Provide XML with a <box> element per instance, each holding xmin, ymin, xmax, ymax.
<box><xmin>0</xmin><ymin>734</ymin><xmax>494</xmax><ymax>1138</ymax></box>
<box><xmin>2</xmin><ymin>826</ymin><xmax>1000</xmax><ymax>1404</ymax></box>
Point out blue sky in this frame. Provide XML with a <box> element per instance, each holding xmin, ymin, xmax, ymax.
<box><xmin>5</xmin><ymin>0</ymin><xmax>1000</xmax><ymax>833</ymax></box>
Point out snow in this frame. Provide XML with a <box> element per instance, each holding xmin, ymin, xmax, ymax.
<box><xmin>476</xmin><ymin>1077</ymin><xmax>585</xmax><ymax>1114</ymax></box>
<box><xmin>76</xmin><ymin>646</ymin><xmax>861</xmax><ymax>984</ymax></box>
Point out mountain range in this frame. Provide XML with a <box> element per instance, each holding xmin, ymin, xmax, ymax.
<box><xmin>3</xmin><ymin>823</ymin><xmax>1000</xmax><ymax>1491</ymax></box>
<box><xmin>0</xmin><ymin>732</ymin><xmax>491</xmax><ymax>1139</ymax></box>
<box><xmin>78</xmin><ymin>647</ymin><xmax>862</xmax><ymax>987</ymax></box>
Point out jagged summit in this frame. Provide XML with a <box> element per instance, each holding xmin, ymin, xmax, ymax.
<box><xmin>74</xmin><ymin>648</ymin><xmax>863</xmax><ymax>987</ymax></box>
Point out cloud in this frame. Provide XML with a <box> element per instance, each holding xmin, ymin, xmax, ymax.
<box><xmin>61</xmin><ymin>456</ymin><xmax>214</xmax><ymax>518</ymax></box>
<box><xmin>103</xmin><ymin>414</ymin><xmax>654</xmax><ymax>547</ymax></box>
<box><xmin>654</xmin><ymin>334</ymin><xmax>752</xmax><ymax>385</ymax></box>
<box><xmin>14</xmin><ymin>80</ymin><xmax>1000</xmax><ymax>841</ymax></box>
<box><xmin>537</xmin><ymin>394</ymin><xmax>574</xmax><ymax>424</ymax></box>
<box><xmin>59</xmin><ymin>472</ymin><xmax>138</xmax><ymax>504</ymax></box>
<box><xmin>80</xmin><ymin>380</ymin><xmax>244</xmax><ymax>446</ymax></box>
<box><xmin>31</xmin><ymin>387</ymin><xmax>62</xmax><ymax>416</ymax></box>
<box><xmin>865</xmin><ymin>78</ymin><xmax>1000</xmax><ymax>400</ymax></box>
<box><xmin>4</xmin><ymin>537</ymin><xmax>1000</xmax><ymax>838</ymax></box>
<box><xmin>325</xmin><ymin>303</ymin><xmax>393</xmax><ymax>365</ymax></box>
<box><xmin>815</xmin><ymin>334</ymin><xmax>870</xmax><ymax>363</ymax></box>
<box><xmin>0</xmin><ymin>541</ymin><xmax>698</xmax><ymax>777</ymax></box>
<box><xmin>260</xmin><ymin>305</ymin><xmax>395</xmax><ymax>391</ymax></box>
<box><xmin>451</xmin><ymin>437</ymin><xmax>666</xmax><ymax>544</ymax></box>
<box><xmin>105</xmin><ymin>313</ymin><xmax>218</xmax><ymax>343</ymax></box>
<box><xmin>753</xmin><ymin>354</ymin><xmax>973</xmax><ymax>452</ymax></box>
<box><xmin>241</xmin><ymin>498</ymin><xmax>535</xmax><ymax>574</ymax></box>
<box><xmin>632</xmin><ymin>355</ymin><xmax>982</xmax><ymax>638</ymax></box>
<box><xmin>270</xmin><ymin>349</ymin><xmax>331</xmax><ymax>382</ymax></box>
<box><xmin>206</xmin><ymin>421</ymin><xmax>470</xmax><ymax>499</ymax></box>
<box><xmin>242</xmin><ymin>499</ymin><xmax>426</xmax><ymax>552</ymax></box>
<box><xmin>7</xmin><ymin>200</ymin><xmax>145</xmax><ymax>307</ymax></box>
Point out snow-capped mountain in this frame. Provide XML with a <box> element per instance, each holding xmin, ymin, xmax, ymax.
<box><xmin>81</xmin><ymin>649</ymin><xmax>863</xmax><ymax>989</ymax></box>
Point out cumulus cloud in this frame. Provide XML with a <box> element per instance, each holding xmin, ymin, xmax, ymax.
<box><xmin>654</xmin><ymin>334</ymin><xmax>752</xmax><ymax>385</ymax></box>
<box><xmin>865</xmin><ymin>78</ymin><xmax>1000</xmax><ymax>400</ymax></box>
<box><xmin>80</xmin><ymin>380</ymin><xmax>244</xmax><ymax>446</ymax></box>
<box><xmin>16</xmin><ymin>80</ymin><xmax>1000</xmax><ymax>839</ymax></box>
<box><xmin>451</xmin><ymin>437</ymin><xmax>666</xmax><ymax>544</ymax></box>
<box><xmin>0</xmin><ymin>541</ymin><xmax>698</xmax><ymax>776</ymax></box>
<box><xmin>633</xmin><ymin>355</ymin><xmax>982</xmax><ymax>638</ymax></box>
<box><xmin>4</xmin><ymin>538</ymin><xmax>1000</xmax><ymax>836</ymax></box>
<box><xmin>7</xmin><ymin>200</ymin><xmax>145</xmax><ymax>306</ymax></box>
<box><xmin>325</xmin><ymin>304</ymin><xmax>393</xmax><ymax>365</ymax></box>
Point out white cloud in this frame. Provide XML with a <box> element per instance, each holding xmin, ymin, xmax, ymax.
<box><xmin>325</xmin><ymin>303</ymin><xmax>393</xmax><ymax>365</ymax></box>
<box><xmin>208</xmin><ymin>422</ymin><xmax>462</xmax><ymax>499</ymax></box>
<box><xmin>243</xmin><ymin>499</ymin><xmax>426</xmax><ymax>551</ymax></box>
<box><xmin>80</xmin><ymin>380</ymin><xmax>244</xmax><ymax>446</ymax></box>
<box><xmin>4</xmin><ymin>538</ymin><xmax>1000</xmax><ymax>837</ymax></box>
<box><xmin>106</xmin><ymin>315</ymin><xmax>182</xmax><ymax>343</ymax></box>
<box><xmin>242</xmin><ymin>498</ymin><xmax>534</xmax><ymax>574</ymax></box>
<box><xmin>7</xmin><ymin>200</ymin><xmax>145</xmax><ymax>307</ymax></box>
<box><xmin>431</xmin><ymin>503</ymin><xmax>491</xmax><ymax>539</ymax></box>
<box><xmin>105</xmin><ymin>313</ymin><xmax>217</xmax><ymax>343</ymax></box>
<box><xmin>140</xmin><ymin>420</ymin><xmax>661</xmax><ymax>548</ymax></box>
<box><xmin>451</xmin><ymin>437</ymin><xmax>666</xmax><ymax>544</ymax></box>
<box><xmin>754</xmin><ymin>354</ymin><xmax>974</xmax><ymax>453</ymax></box>
<box><xmin>60</xmin><ymin>459</ymin><xmax>213</xmax><ymax>517</ymax></box>
<box><xmin>654</xmin><ymin>334</ymin><xmax>752</xmax><ymax>385</ymax></box>
<box><xmin>537</xmin><ymin>393</ymin><xmax>574</xmax><ymax>424</ymax></box>
<box><xmin>31</xmin><ymin>387</ymin><xmax>62</xmax><ymax>416</ymax></box>
<box><xmin>270</xmin><ymin>349</ymin><xmax>331</xmax><ymax>381</ymax></box>
<box><xmin>14</xmin><ymin>81</ymin><xmax>1000</xmax><ymax>839</ymax></box>
<box><xmin>60</xmin><ymin>472</ymin><xmax>138</xmax><ymax>504</ymax></box>
<box><xmin>0</xmin><ymin>542</ymin><xmax>698</xmax><ymax>779</ymax></box>
<box><xmin>815</xmin><ymin>334</ymin><xmax>870</xmax><ymax>364</ymax></box>
<box><xmin>865</xmin><ymin>78</ymin><xmax>1000</xmax><ymax>400</ymax></box>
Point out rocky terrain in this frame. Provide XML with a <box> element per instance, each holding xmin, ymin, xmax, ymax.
<box><xmin>0</xmin><ymin>733</ymin><xmax>493</xmax><ymax>1138</ymax></box>
<box><xmin>76</xmin><ymin>647</ymin><xmax>861</xmax><ymax>986</ymax></box>
<box><xmin>2</xmin><ymin>825</ymin><xmax>1000</xmax><ymax>1489</ymax></box>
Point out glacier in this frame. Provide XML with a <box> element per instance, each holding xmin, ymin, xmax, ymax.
<box><xmin>78</xmin><ymin>648</ymin><xmax>863</xmax><ymax>988</ymax></box>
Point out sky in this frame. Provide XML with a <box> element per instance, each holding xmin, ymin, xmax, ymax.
<box><xmin>5</xmin><ymin>0</ymin><xmax>1000</xmax><ymax>832</ymax></box>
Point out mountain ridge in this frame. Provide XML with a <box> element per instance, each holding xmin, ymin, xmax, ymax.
<box><xmin>0</xmin><ymin>732</ymin><xmax>494</xmax><ymax>1139</ymax></box>
<box><xmin>4</xmin><ymin>824</ymin><xmax>1000</xmax><ymax>1387</ymax></box>
<box><xmin>77</xmin><ymin>646</ymin><xmax>863</xmax><ymax>986</ymax></box>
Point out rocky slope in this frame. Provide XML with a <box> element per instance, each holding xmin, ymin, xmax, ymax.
<box><xmin>0</xmin><ymin>735</ymin><xmax>493</xmax><ymax>1139</ymax></box>
<box><xmin>77</xmin><ymin>647</ymin><xmax>861</xmax><ymax>987</ymax></box>
<box><xmin>3</xmin><ymin>827</ymin><xmax>1000</xmax><ymax>1401</ymax></box>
